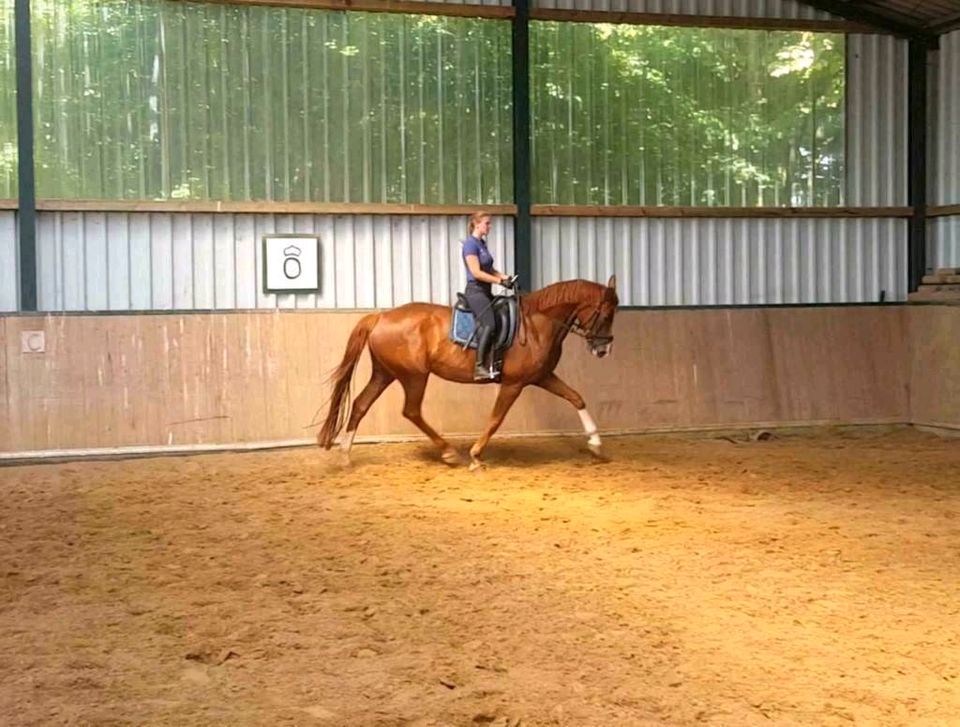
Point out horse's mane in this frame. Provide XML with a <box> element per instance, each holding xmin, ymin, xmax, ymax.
<box><xmin>522</xmin><ymin>279</ymin><xmax>610</xmax><ymax>314</ymax></box>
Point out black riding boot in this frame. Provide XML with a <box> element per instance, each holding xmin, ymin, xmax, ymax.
<box><xmin>473</xmin><ymin>324</ymin><xmax>495</xmax><ymax>381</ymax></box>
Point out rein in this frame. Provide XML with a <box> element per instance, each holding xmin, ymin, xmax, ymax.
<box><xmin>511</xmin><ymin>286</ymin><xmax>529</xmax><ymax>347</ymax></box>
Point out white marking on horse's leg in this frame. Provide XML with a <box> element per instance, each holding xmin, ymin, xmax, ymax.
<box><xmin>578</xmin><ymin>408</ymin><xmax>602</xmax><ymax>447</ymax></box>
<box><xmin>341</xmin><ymin>429</ymin><xmax>357</xmax><ymax>454</ymax></box>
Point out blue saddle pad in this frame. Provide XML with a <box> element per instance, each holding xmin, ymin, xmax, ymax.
<box><xmin>451</xmin><ymin>308</ymin><xmax>480</xmax><ymax>349</ymax></box>
<box><xmin>449</xmin><ymin>295</ymin><xmax>518</xmax><ymax>352</ymax></box>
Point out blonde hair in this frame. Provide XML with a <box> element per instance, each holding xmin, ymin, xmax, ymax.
<box><xmin>467</xmin><ymin>211</ymin><xmax>491</xmax><ymax>236</ymax></box>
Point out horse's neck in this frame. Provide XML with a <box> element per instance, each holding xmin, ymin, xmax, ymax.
<box><xmin>524</xmin><ymin>281</ymin><xmax>599</xmax><ymax>322</ymax></box>
<box><xmin>527</xmin><ymin>300</ymin><xmax>579</xmax><ymax>324</ymax></box>
<box><xmin>522</xmin><ymin>281</ymin><xmax>599</xmax><ymax>343</ymax></box>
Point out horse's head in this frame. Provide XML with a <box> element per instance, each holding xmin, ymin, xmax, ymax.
<box><xmin>576</xmin><ymin>275</ymin><xmax>619</xmax><ymax>358</ymax></box>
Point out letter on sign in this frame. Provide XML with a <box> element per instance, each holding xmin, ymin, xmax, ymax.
<box><xmin>263</xmin><ymin>235</ymin><xmax>320</xmax><ymax>293</ymax></box>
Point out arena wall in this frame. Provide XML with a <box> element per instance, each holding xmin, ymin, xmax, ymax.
<box><xmin>909</xmin><ymin>305</ymin><xmax>960</xmax><ymax>430</ymax></box>
<box><xmin>0</xmin><ymin>305</ymin><xmax>919</xmax><ymax>457</ymax></box>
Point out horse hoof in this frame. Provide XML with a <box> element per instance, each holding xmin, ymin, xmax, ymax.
<box><xmin>441</xmin><ymin>449</ymin><xmax>462</xmax><ymax>466</ymax></box>
<box><xmin>469</xmin><ymin>459</ymin><xmax>486</xmax><ymax>472</ymax></box>
<box><xmin>588</xmin><ymin>443</ymin><xmax>609</xmax><ymax>461</ymax></box>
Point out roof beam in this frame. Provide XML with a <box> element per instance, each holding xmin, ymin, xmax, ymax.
<box><xmin>928</xmin><ymin>10</ymin><xmax>960</xmax><ymax>34</ymax></box>
<box><xmin>794</xmin><ymin>0</ymin><xmax>937</xmax><ymax>43</ymax></box>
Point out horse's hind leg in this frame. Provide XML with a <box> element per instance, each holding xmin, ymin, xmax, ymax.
<box><xmin>400</xmin><ymin>375</ymin><xmax>461</xmax><ymax>466</ymax></box>
<box><xmin>340</xmin><ymin>364</ymin><xmax>394</xmax><ymax>463</ymax></box>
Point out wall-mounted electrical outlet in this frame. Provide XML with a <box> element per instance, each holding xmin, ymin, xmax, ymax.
<box><xmin>21</xmin><ymin>331</ymin><xmax>46</xmax><ymax>354</ymax></box>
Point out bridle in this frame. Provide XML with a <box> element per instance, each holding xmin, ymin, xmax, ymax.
<box><xmin>565</xmin><ymin>298</ymin><xmax>614</xmax><ymax>347</ymax></box>
<box><xmin>508</xmin><ymin>284</ymin><xmax>613</xmax><ymax>349</ymax></box>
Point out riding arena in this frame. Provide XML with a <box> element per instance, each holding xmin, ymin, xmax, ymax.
<box><xmin>1</xmin><ymin>0</ymin><xmax>959</xmax><ymax>724</ymax></box>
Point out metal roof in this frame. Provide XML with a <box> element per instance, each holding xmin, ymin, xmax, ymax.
<box><xmin>860</xmin><ymin>0</ymin><xmax>960</xmax><ymax>30</ymax></box>
<box><xmin>798</xmin><ymin>0</ymin><xmax>960</xmax><ymax>37</ymax></box>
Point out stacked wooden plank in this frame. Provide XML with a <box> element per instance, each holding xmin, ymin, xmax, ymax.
<box><xmin>910</xmin><ymin>268</ymin><xmax>960</xmax><ymax>303</ymax></box>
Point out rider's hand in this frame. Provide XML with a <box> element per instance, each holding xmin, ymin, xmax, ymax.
<box><xmin>500</xmin><ymin>274</ymin><xmax>517</xmax><ymax>290</ymax></box>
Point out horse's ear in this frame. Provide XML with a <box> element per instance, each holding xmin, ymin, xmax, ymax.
<box><xmin>607</xmin><ymin>274</ymin><xmax>617</xmax><ymax>291</ymax></box>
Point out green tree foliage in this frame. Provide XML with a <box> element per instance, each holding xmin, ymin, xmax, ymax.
<box><xmin>0</xmin><ymin>0</ymin><xmax>16</xmax><ymax>198</ymax></box>
<box><xmin>26</xmin><ymin>0</ymin><xmax>512</xmax><ymax>203</ymax></box>
<box><xmin>532</xmin><ymin>22</ymin><xmax>844</xmax><ymax>206</ymax></box>
<box><xmin>0</xmin><ymin>2</ymin><xmax>845</xmax><ymax>206</ymax></box>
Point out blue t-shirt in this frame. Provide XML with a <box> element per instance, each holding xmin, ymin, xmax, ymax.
<box><xmin>462</xmin><ymin>236</ymin><xmax>494</xmax><ymax>283</ymax></box>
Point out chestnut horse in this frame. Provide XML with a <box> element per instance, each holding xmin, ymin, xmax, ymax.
<box><xmin>318</xmin><ymin>276</ymin><xmax>619</xmax><ymax>469</ymax></box>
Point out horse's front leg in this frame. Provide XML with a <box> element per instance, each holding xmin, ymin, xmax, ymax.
<box><xmin>469</xmin><ymin>383</ymin><xmax>524</xmax><ymax>471</ymax></box>
<box><xmin>534</xmin><ymin>373</ymin><xmax>606</xmax><ymax>460</ymax></box>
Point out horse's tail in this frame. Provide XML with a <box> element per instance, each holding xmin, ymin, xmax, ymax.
<box><xmin>317</xmin><ymin>313</ymin><xmax>379</xmax><ymax>449</ymax></box>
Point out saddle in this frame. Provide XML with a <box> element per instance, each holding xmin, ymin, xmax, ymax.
<box><xmin>449</xmin><ymin>294</ymin><xmax>519</xmax><ymax>375</ymax></box>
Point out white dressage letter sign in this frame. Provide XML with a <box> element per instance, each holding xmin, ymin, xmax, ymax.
<box><xmin>263</xmin><ymin>235</ymin><xmax>320</xmax><ymax>293</ymax></box>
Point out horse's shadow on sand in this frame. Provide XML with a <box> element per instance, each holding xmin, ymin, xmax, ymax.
<box><xmin>319</xmin><ymin>437</ymin><xmax>613</xmax><ymax>470</ymax></box>
<box><xmin>406</xmin><ymin>438</ymin><xmax>612</xmax><ymax>467</ymax></box>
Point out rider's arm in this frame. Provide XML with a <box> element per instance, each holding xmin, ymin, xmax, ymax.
<box><xmin>465</xmin><ymin>254</ymin><xmax>507</xmax><ymax>285</ymax></box>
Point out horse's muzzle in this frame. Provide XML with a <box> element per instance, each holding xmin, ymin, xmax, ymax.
<box><xmin>590</xmin><ymin>340</ymin><xmax>613</xmax><ymax>358</ymax></box>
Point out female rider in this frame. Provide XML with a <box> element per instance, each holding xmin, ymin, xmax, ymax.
<box><xmin>461</xmin><ymin>212</ymin><xmax>515</xmax><ymax>381</ymax></box>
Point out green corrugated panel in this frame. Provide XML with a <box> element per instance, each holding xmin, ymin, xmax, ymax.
<box><xmin>0</xmin><ymin>0</ymin><xmax>15</xmax><ymax>199</ymax></box>
<box><xmin>531</xmin><ymin>22</ymin><xmax>844</xmax><ymax>207</ymax></box>
<box><xmin>31</xmin><ymin>0</ymin><xmax>513</xmax><ymax>203</ymax></box>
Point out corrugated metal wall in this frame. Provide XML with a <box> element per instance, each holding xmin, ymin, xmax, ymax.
<box><xmin>34</xmin><ymin>212</ymin><xmax>513</xmax><ymax>311</ymax></box>
<box><xmin>0</xmin><ymin>0</ymin><xmax>15</xmax><ymax>200</ymax></box>
<box><xmin>933</xmin><ymin>30</ymin><xmax>960</xmax><ymax>205</ymax></box>
<box><xmin>0</xmin><ymin>210</ymin><xmax>16</xmax><ymax>311</ymax></box>
<box><xmin>847</xmin><ymin>34</ymin><xmax>908</xmax><ymax>206</ymax></box>
<box><xmin>422</xmin><ymin>0</ymin><xmax>510</xmax><ymax>5</ymax></box>
<box><xmin>534</xmin><ymin>217</ymin><xmax>906</xmax><ymax>305</ymax></box>
<box><xmin>930</xmin><ymin>218</ymin><xmax>960</xmax><ymax>269</ymax></box>
<box><xmin>30</xmin><ymin>1</ymin><xmax>513</xmax><ymax>205</ymax></box>
<box><xmin>531</xmin><ymin>24</ymin><xmax>845</xmax><ymax>207</ymax></box>
<box><xmin>532</xmin><ymin>0</ymin><xmax>831</xmax><ymax>18</ymax></box>
<box><xmin>12</xmin><ymin>3</ymin><xmax>919</xmax><ymax>312</ymax></box>
<box><xmin>929</xmin><ymin>30</ymin><xmax>960</xmax><ymax>269</ymax></box>
<box><xmin>530</xmin><ymin>32</ymin><xmax>910</xmax><ymax>303</ymax></box>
